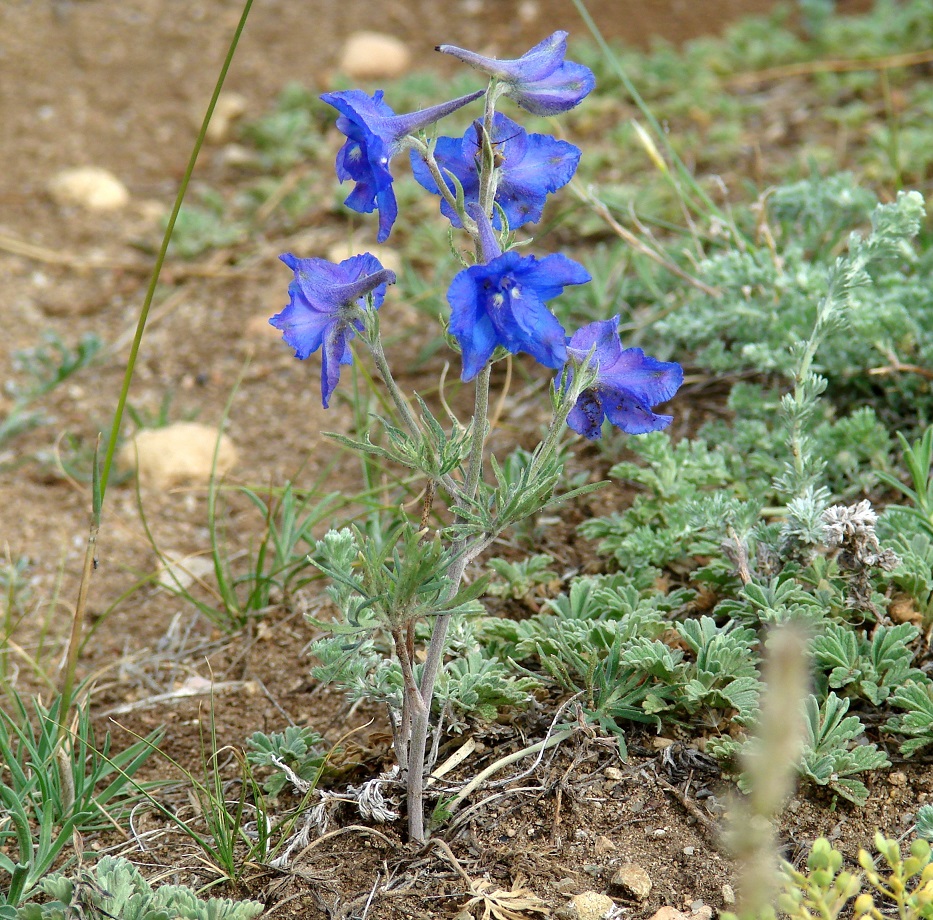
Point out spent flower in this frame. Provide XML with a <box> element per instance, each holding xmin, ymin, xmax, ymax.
<box><xmin>564</xmin><ymin>317</ymin><xmax>683</xmax><ymax>439</ymax></box>
<box><xmin>321</xmin><ymin>88</ymin><xmax>484</xmax><ymax>242</ymax></box>
<box><xmin>436</xmin><ymin>31</ymin><xmax>595</xmax><ymax>116</ymax></box>
<box><xmin>410</xmin><ymin>112</ymin><xmax>581</xmax><ymax>229</ymax></box>
<box><xmin>271</xmin><ymin>252</ymin><xmax>396</xmax><ymax>407</ymax></box>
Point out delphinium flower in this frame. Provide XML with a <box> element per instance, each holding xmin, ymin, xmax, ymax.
<box><xmin>564</xmin><ymin>317</ymin><xmax>683</xmax><ymax>439</ymax></box>
<box><xmin>320</xmin><ymin>88</ymin><xmax>484</xmax><ymax>242</ymax></box>
<box><xmin>271</xmin><ymin>252</ymin><xmax>396</xmax><ymax>407</ymax></box>
<box><xmin>447</xmin><ymin>207</ymin><xmax>590</xmax><ymax>380</ymax></box>
<box><xmin>410</xmin><ymin>112</ymin><xmax>581</xmax><ymax>230</ymax></box>
<box><xmin>436</xmin><ymin>31</ymin><xmax>595</xmax><ymax>116</ymax></box>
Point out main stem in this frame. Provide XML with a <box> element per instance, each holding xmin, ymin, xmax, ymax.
<box><xmin>406</xmin><ymin>366</ymin><xmax>490</xmax><ymax>842</ymax></box>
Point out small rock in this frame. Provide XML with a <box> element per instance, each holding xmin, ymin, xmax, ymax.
<box><xmin>611</xmin><ymin>863</ymin><xmax>652</xmax><ymax>901</ymax></box>
<box><xmin>567</xmin><ymin>891</ymin><xmax>618</xmax><ymax>920</ymax></box>
<box><xmin>206</xmin><ymin>91</ymin><xmax>247</xmax><ymax>143</ymax></box>
<box><xmin>119</xmin><ymin>422</ymin><xmax>237</xmax><ymax>489</ymax></box>
<box><xmin>888</xmin><ymin>771</ymin><xmax>907</xmax><ymax>787</ymax></box>
<box><xmin>594</xmin><ymin>835</ymin><xmax>617</xmax><ymax>855</ymax></box>
<box><xmin>889</xmin><ymin>593</ymin><xmax>922</xmax><ymax>626</ymax></box>
<box><xmin>517</xmin><ymin>0</ymin><xmax>539</xmax><ymax>22</ymax></box>
<box><xmin>649</xmin><ymin>908</ymin><xmax>691</xmax><ymax>920</ymax></box>
<box><xmin>155</xmin><ymin>554</ymin><xmax>216</xmax><ymax>591</ymax></box>
<box><xmin>721</xmin><ymin>884</ymin><xmax>735</xmax><ymax>905</ymax></box>
<box><xmin>245</xmin><ymin>313</ymin><xmax>285</xmax><ymax>344</ymax></box>
<box><xmin>326</xmin><ymin>240</ymin><xmax>402</xmax><ymax>275</ymax></box>
<box><xmin>604</xmin><ymin>766</ymin><xmax>624</xmax><ymax>781</ymax></box>
<box><xmin>682</xmin><ymin>846</ymin><xmax>695</xmax><ymax>857</ymax></box>
<box><xmin>338</xmin><ymin>31</ymin><xmax>411</xmax><ymax>80</ymax></box>
<box><xmin>48</xmin><ymin>166</ymin><xmax>129</xmax><ymax>212</ymax></box>
<box><xmin>690</xmin><ymin>907</ymin><xmax>713</xmax><ymax>920</ymax></box>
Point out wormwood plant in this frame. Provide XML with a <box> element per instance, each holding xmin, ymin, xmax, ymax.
<box><xmin>266</xmin><ymin>32</ymin><xmax>684</xmax><ymax>842</ymax></box>
<box><xmin>9</xmin><ymin>855</ymin><xmax>262</xmax><ymax>920</ymax></box>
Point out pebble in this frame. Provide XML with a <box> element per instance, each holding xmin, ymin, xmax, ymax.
<box><xmin>682</xmin><ymin>846</ymin><xmax>695</xmax><ymax>857</ymax></box>
<box><xmin>604</xmin><ymin>767</ymin><xmax>624</xmax><ymax>781</ymax></box>
<box><xmin>206</xmin><ymin>91</ymin><xmax>247</xmax><ymax>143</ymax></box>
<box><xmin>594</xmin><ymin>835</ymin><xmax>617</xmax><ymax>855</ymax></box>
<box><xmin>119</xmin><ymin>422</ymin><xmax>237</xmax><ymax>489</ymax></box>
<box><xmin>48</xmin><ymin>166</ymin><xmax>129</xmax><ymax>211</ymax></box>
<box><xmin>648</xmin><ymin>908</ymin><xmax>690</xmax><ymax>920</ymax></box>
<box><xmin>245</xmin><ymin>313</ymin><xmax>285</xmax><ymax>345</ymax></box>
<box><xmin>338</xmin><ymin>31</ymin><xmax>411</xmax><ymax>80</ymax></box>
<box><xmin>721</xmin><ymin>884</ymin><xmax>735</xmax><ymax>905</ymax></box>
<box><xmin>888</xmin><ymin>771</ymin><xmax>907</xmax><ymax>787</ymax></box>
<box><xmin>562</xmin><ymin>891</ymin><xmax>618</xmax><ymax>920</ymax></box>
<box><xmin>326</xmin><ymin>241</ymin><xmax>402</xmax><ymax>275</ymax></box>
<box><xmin>611</xmin><ymin>863</ymin><xmax>652</xmax><ymax>901</ymax></box>
<box><xmin>155</xmin><ymin>554</ymin><xmax>216</xmax><ymax>591</ymax></box>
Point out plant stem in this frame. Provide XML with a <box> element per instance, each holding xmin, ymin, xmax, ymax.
<box><xmin>98</xmin><ymin>0</ymin><xmax>254</xmax><ymax>498</ymax></box>
<box><xmin>406</xmin><ymin>365</ymin><xmax>490</xmax><ymax>842</ymax></box>
<box><xmin>366</xmin><ymin>323</ymin><xmax>462</xmax><ymax>499</ymax></box>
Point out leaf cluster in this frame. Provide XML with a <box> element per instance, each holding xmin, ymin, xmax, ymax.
<box><xmin>10</xmin><ymin>855</ymin><xmax>262</xmax><ymax>920</ymax></box>
<box><xmin>245</xmin><ymin>726</ymin><xmax>328</xmax><ymax>796</ymax></box>
<box><xmin>798</xmin><ymin>693</ymin><xmax>890</xmax><ymax>805</ymax></box>
<box><xmin>0</xmin><ymin>692</ymin><xmax>162</xmax><ymax>908</ymax></box>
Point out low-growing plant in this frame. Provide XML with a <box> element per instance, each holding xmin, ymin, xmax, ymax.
<box><xmin>246</xmin><ymin>725</ymin><xmax>327</xmax><ymax>797</ymax></box>
<box><xmin>10</xmin><ymin>855</ymin><xmax>263</xmax><ymax>920</ymax></box>
<box><xmin>0</xmin><ymin>690</ymin><xmax>162</xmax><ymax>907</ymax></box>
<box><xmin>0</xmin><ymin>333</ymin><xmax>103</xmax><ymax>458</ymax></box>
<box><xmin>879</xmin><ymin>428</ymin><xmax>933</xmax><ymax>539</ymax></box>
<box><xmin>767</xmin><ymin>834</ymin><xmax>933</xmax><ymax>920</ymax></box>
<box><xmin>798</xmin><ymin>693</ymin><xmax>890</xmax><ymax>805</ymax></box>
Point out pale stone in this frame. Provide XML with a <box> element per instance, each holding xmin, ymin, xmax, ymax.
<box><xmin>568</xmin><ymin>891</ymin><xmax>617</xmax><ymax>920</ymax></box>
<box><xmin>594</xmin><ymin>835</ymin><xmax>617</xmax><ymax>855</ymax></box>
<box><xmin>245</xmin><ymin>313</ymin><xmax>284</xmax><ymax>343</ymax></box>
<box><xmin>155</xmin><ymin>554</ymin><xmax>216</xmax><ymax>590</ymax></box>
<box><xmin>338</xmin><ymin>31</ymin><xmax>411</xmax><ymax>80</ymax></box>
<box><xmin>48</xmin><ymin>166</ymin><xmax>129</xmax><ymax>212</ymax></box>
<box><xmin>326</xmin><ymin>240</ymin><xmax>402</xmax><ymax>275</ymax></box>
<box><xmin>205</xmin><ymin>91</ymin><xmax>248</xmax><ymax>142</ymax></box>
<box><xmin>611</xmin><ymin>863</ymin><xmax>652</xmax><ymax>901</ymax></box>
<box><xmin>721</xmin><ymin>885</ymin><xmax>736</xmax><ymax>906</ymax></box>
<box><xmin>119</xmin><ymin>422</ymin><xmax>237</xmax><ymax>489</ymax></box>
<box><xmin>649</xmin><ymin>908</ymin><xmax>691</xmax><ymax>920</ymax></box>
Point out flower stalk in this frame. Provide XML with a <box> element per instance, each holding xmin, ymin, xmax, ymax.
<box><xmin>271</xmin><ymin>32</ymin><xmax>683</xmax><ymax>845</ymax></box>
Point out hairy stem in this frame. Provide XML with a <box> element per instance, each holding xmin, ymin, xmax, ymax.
<box><xmin>366</xmin><ymin>323</ymin><xmax>462</xmax><ymax>499</ymax></box>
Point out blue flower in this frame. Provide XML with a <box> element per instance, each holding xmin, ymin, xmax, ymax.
<box><xmin>271</xmin><ymin>252</ymin><xmax>396</xmax><ymax>407</ymax></box>
<box><xmin>410</xmin><ymin>113</ymin><xmax>581</xmax><ymax>230</ymax></box>
<box><xmin>321</xmin><ymin>89</ymin><xmax>484</xmax><ymax>242</ymax></box>
<box><xmin>447</xmin><ymin>215</ymin><xmax>590</xmax><ymax>380</ymax></box>
<box><xmin>436</xmin><ymin>32</ymin><xmax>595</xmax><ymax>116</ymax></box>
<box><xmin>564</xmin><ymin>318</ymin><xmax>683</xmax><ymax>440</ymax></box>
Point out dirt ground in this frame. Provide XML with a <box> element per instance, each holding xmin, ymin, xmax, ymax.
<box><xmin>0</xmin><ymin>0</ymin><xmax>918</xmax><ymax>918</ymax></box>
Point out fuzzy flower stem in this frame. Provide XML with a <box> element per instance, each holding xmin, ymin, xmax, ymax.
<box><xmin>407</xmin><ymin>363</ymin><xmax>490</xmax><ymax>842</ymax></box>
<box><xmin>365</xmin><ymin>317</ymin><xmax>461</xmax><ymax>500</ymax></box>
<box><xmin>477</xmin><ymin>85</ymin><xmax>500</xmax><ymax>221</ymax></box>
<box><xmin>408</xmin><ymin>136</ymin><xmax>478</xmax><ymax>235</ymax></box>
<box><xmin>529</xmin><ymin>362</ymin><xmax>592</xmax><ymax>480</ymax></box>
